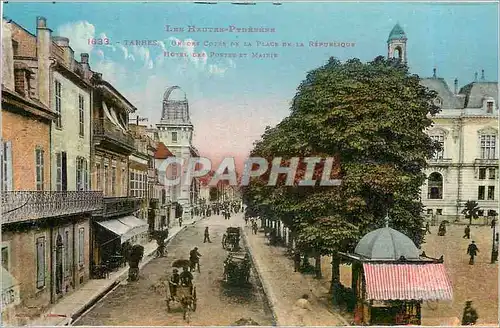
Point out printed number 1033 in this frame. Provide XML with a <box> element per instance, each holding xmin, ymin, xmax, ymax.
<box><xmin>88</xmin><ymin>38</ymin><xmax>110</xmax><ymax>45</ymax></box>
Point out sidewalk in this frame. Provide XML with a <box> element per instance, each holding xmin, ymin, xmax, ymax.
<box><xmin>28</xmin><ymin>216</ymin><xmax>205</xmax><ymax>326</ymax></box>
<box><xmin>242</xmin><ymin>226</ymin><xmax>349</xmax><ymax>326</ymax></box>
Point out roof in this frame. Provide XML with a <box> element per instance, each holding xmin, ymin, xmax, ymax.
<box><xmin>154</xmin><ymin>142</ymin><xmax>174</xmax><ymax>159</ymax></box>
<box><xmin>387</xmin><ymin>23</ymin><xmax>407</xmax><ymax>42</ymax></box>
<box><xmin>354</xmin><ymin>226</ymin><xmax>420</xmax><ymax>260</ymax></box>
<box><xmin>420</xmin><ymin>78</ymin><xmax>464</xmax><ymax>109</ymax></box>
<box><xmin>459</xmin><ymin>81</ymin><xmax>498</xmax><ymax>108</ymax></box>
<box><xmin>363</xmin><ymin>263</ymin><xmax>453</xmax><ymax>301</ymax></box>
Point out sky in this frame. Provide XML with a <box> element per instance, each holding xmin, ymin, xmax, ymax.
<box><xmin>3</xmin><ymin>1</ymin><xmax>499</xmax><ymax>171</ymax></box>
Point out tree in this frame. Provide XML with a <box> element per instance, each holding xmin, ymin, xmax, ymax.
<box><xmin>243</xmin><ymin>56</ymin><xmax>440</xmax><ymax>286</ymax></box>
<box><xmin>462</xmin><ymin>200</ymin><xmax>481</xmax><ymax>225</ymax></box>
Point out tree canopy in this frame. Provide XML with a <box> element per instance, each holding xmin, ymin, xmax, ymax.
<box><xmin>243</xmin><ymin>56</ymin><xmax>440</xmax><ymax>256</ymax></box>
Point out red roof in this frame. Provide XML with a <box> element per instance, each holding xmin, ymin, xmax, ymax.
<box><xmin>363</xmin><ymin>263</ymin><xmax>453</xmax><ymax>301</ymax></box>
<box><xmin>154</xmin><ymin>142</ymin><xmax>173</xmax><ymax>159</ymax></box>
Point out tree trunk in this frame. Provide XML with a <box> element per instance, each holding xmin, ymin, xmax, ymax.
<box><xmin>330</xmin><ymin>253</ymin><xmax>341</xmax><ymax>305</ymax></box>
<box><xmin>315</xmin><ymin>254</ymin><xmax>322</xmax><ymax>279</ymax></box>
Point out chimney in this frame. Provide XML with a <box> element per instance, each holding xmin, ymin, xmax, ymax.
<box><xmin>2</xmin><ymin>19</ymin><xmax>15</xmax><ymax>90</ymax></box>
<box><xmin>36</xmin><ymin>16</ymin><xmax>52</xmax><ymax>107</ymax></box>
<box><xmin>52</xmin><ymin>36</ymin><xmax>74</xmax><ymax>70</ymax></box>
<box><xmin>433</xmin><ymin>67</ymin><xmax>436</xmax><ymax>78</ymax></box>
<box><xmin>454</xmin><ymin>78</ymin><xmax>458</xmax><ymax>94</ymax></box>
<box><xmin>481</xmin><ymin>69</ymin><xmax>485</xmax><ymax>81</ymax></box>
<box><xmin>474</xmin><ymin>72</ymin><xmax>478</xmax><ymax>82</ymax></box>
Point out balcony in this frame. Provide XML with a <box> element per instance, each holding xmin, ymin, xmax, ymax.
<box><xmin>93</xmin><ymin>118</ymin><xmax>135</xmax><ymax>154</ymax></box>
<box><xmin>474</xmin><ymin>158</ymin><xmax>499</xmax><ymax>167</ymax></box>
<box><xmin>93</xmin><ymin>196</ymin><xmax>142</xmax><ymax>218</ymax></box>
<box><xmin>428</xmin><ymin>158</ymin><xmax>452</xmax><ymax>167</ymax></box>
<box><xmin>1</xmin><ymin>191</ymin><xmax>103</xmax><ymax>224</ymax></box>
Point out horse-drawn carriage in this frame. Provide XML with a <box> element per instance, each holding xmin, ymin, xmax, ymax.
<box><xmin>223</xmin><ymin>251</ymin><xmax>251</xmax><ymax>285</ymax></box>
<box><xmin>166</xmin><ymin>259</ymin><xmax>198</xmax><ymax>322</ymax></box>
<box><xmin>223</xmin><ymin>227</ymin><xmax>241</xmax><ymax>251</ymax></box>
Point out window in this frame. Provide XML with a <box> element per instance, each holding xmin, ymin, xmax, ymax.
<box><xmin>436</xmin><ymin>209</ymin><xmax>443</xmax><ymax>215</ymax></box>
<box><xmin>426</xmin><ymin>209</ymin><xmax>433</xmax><ymax>215</ymax></box>
<box><xmin>430</xmin><ymin>134</ymin><xmax>445</xmax><ymax>159</ymax></box>
<box><xmin>1</xmin><ymin>245</ymin><xmax>9</xmax><ymax>271</ymax></box>
<box><xmin>172</xmin><ymin>132</ymin><xmax>178</xmax><ymax>143</ymax></box>
<box><xmin>35</xmin><ymin>148</ymin><xmax>44</xmax><ymax>191</ymax></box>
<box><xmin>488</xmin><ymin>186</ymin><xmax>495</xmax><ymax>200</ymax></box>
<box><xmin>96</xmin><ymin>163</ymin><xmax>101</xmax><ymax>191</ymax></box>
<box><xmin>489</xmin><ymin>168</ymin><xmax>496</xmax><ymax>180</ymax></box>
<box><xmin>122</xmin><ymin>168</ymin><xmax>126</xmax><ymax>195</ymax></box>
<box><xmin>479</xmin><ymin>168</ymin><xmax>487</xmax><ymax>180</ymax></box>
<box><xmin>78</xmin><ymin>228</ymin><xmax>84</xmax><ymax>267</ymax></box>
<box><xmin>1</xmin><ymin>141</ymin><xmax>13</xmax><ymax>191</ymax></box>
<box><xmin>480</xmin><ymin>135</ymin><xmax>497</xmax><ymax>159</ymax></box>
<box><xmin>56</xmin><ymin>153</ymin><xmax>62</xmax><ymax>191</ymax></box>
<box><xmin>427</xmin><ymin>172</ymin><xmax>443</xmax><ymax>199</ymax></box>
<box><xmin>478</xmin><ymin>210</ymin><xmax>484</xmax><ymax>217</ymax></box>
<box><xmin>64</xmin><ymin>231</ymin><xmax>70</xmax><ymax>277</ymax></box>
<box><xmin>104</xmin><ymin>165</ymin><xmax>108</xmax><ymax>195</ymax></box>
<box><xmin>111</xmin><ymin>167</ymin><xmax>116</xmax><ymax>195</ymax></box>
<box><xmin>76</xmin><ymin>157</ymin><xmax>84</xmax><ymax>191</ymax></box>
<box><xmin>36</xmin><ymin>236</ymin><xmax>46</xmax><ymax>289</ymax></box>
<box><xmin>488</xmin><ymin>210</ymin><xmax>497</xmax><ymax>217</ymax></box>
<box><xmin>487</xmin><ymin>101</ymin><xmax>494</xmax><ymax>114</ymax></box>
<box><xmin>478</xmin><ymin>186</ymin><xmax>486</xmax><ymax>200</ymax></box>
<box><xmin>55</xmin><ymin>80</ymin><xmax>62</xmax><ymax>128</ymax></box>
<box><xmin>78</xmin><ymin>95</ymin><xmax>85</xmax><ymax>136</ymax></box>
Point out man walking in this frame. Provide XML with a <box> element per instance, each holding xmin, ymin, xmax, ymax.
<box><xmin>425</xmin><ymin>221</ymin><xmax>431</xmax><ymax>234</ymax></box>
<box><xmin>461</xmin><ymin>300</ymin><xmax>478</xmax><ymax>325</ymax></box>
<box><xmin>294</xmin><ymin>250</ymin><xmax>302</xmax><ymax>272</ymax></box>
<box><xmin>189</xmin><ymin>247</ymin><xmax>202</xmax><ymax>272</ymax></box>
<box><xmin>203</xmin><ymin>227</ymin><xmax>212</xmax><ymax>243</ymax></box>
<box><xmin>467</xmin><ymin>241</ymin><xmax>479</xmax><ymax>265</ymax></box>
<box><xmin>178</xmin><ymin>217</ymin><xmax>183</xmax><ymax>227</ymax></box>
<box><xmin>463</xmin><ymin>225</ymin><xmax>471</xmax><ymax>239</ymax></box>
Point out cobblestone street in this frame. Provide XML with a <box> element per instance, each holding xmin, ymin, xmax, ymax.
<box><xmin>74</xmin><ymin>215</ymin><xmax>273</xmax><ymax>326</ymax></box>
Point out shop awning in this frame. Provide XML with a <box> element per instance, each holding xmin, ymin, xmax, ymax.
<box><xmin>96</xmin><ymin>216</ymin><xmax>149</xmax><ymax>244</ymax></box>
<box><xmin>363</xmin><ymin>263</ymin><xmax>453</xmax><ymax>301</ymax></box>
<box><xmin>1</xmin><ymin>267</ymin><xmax>20</xmax><ymax>310</ymax></box>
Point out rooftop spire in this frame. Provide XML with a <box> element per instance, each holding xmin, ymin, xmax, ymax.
<box><xmin>387</xmin><ymin>22</ymin><xmax>407</xmax><ymax>42</ymax></box>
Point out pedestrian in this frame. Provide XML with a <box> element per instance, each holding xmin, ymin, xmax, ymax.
<box><xmin>425</xmin><ymin>221</ymin><xmax>431</xmax><ymax>234</ymax></box>
<box><xmin>252</xmin><ymin>221</ymin><xmax>258</xmax><ymax>235</ymax></box>
<box><xmin>244</xmin><ymin>217</ymin><xmax>249</xmax><ymax>225</ymax></box>
<box><xmin>294</xmin><ymin>250</ymin><xmax>301</xmax><ymax>272</ymax></box>
<box><xmin>203</xmin><ymin>227</ymin><xmax>211</xmax><ymax>243</ymax></box>
<box><xmin>463</xmin><ymin>225</ymin><xmax>471</xmax><ymax>239</ymax></box>
<box><xmin>178</xmin><ymin>217</ymin><xmax>182</xmax><ymax>227</ymax></box>
<box><xmin>189</xmin><ymin>247</ymin><xmax>202</xmax><ymax>272</ymax></box>
<box><xmin>467</xmin><ymin>240</ymin><xmax>479</xmax><ymax>265</ymax></box>
<box><xmin>461</xmin><ymin>300</ymin><xmax>478</xmax><ymax>325</ymax></box>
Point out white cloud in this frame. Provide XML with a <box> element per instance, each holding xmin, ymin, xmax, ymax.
<box><xmin>116</xmin><ymin>43</ymin><xmax>135</xmax><ymax>61</ymax></box>
<box><xmin>57</xmin><ymin>21</ymin><xmax>95</xmax><ymax>55</ymax></box>
<box><xmin>99</xmin><ymin>32</ymin><xmax>116</xmax><ymax>52</ymax></box>
<box><xmin>132</xmin><ymin>46</ymin><xmax>153</xmax><ymax>69</ymax></box>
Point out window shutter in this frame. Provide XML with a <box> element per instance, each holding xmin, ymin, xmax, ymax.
<box><xmin>84</xmin><ymin>159</ymin><xmax>89</xmax><ymax>191</ymax></box>
<box><xmin>36</xmin><ymin>237</ymin><xmax>45</xmax><ymax>288</ymax></box>
<box><xmin>5</xmin><ymin>141</ymin><xmax>13</xmax><ymax>190</ymax></box>
<box><xmin>78</xmin><ymin>228</ymin><xmax>84</xmax><ymax>266</ymax></box>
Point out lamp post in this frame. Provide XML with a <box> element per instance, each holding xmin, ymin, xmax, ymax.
<box><xmin>491</xmin><ymin>216</ymin><xmax>498</xmax><ymax>264</ymax></box>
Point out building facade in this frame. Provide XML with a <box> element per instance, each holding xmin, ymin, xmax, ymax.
<box><xmin>89</xmin><ymin>72</ymin><xmax>147</xmax><ymax>276</ymax></box>
<box><xmin>1</xmin><ymin>17</ymin><xmax>102</xmax><ymax>325</ymax></box>
<box><xmin>386</xmin><ymin>24</ymin><xmax>499</xmax><ymax>221</ymax></box>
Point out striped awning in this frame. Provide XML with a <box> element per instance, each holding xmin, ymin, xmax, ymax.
<box><xmin>363</xmin><ymin>263</ymin><xmax>453</xmax><ymax>301</ymax></box>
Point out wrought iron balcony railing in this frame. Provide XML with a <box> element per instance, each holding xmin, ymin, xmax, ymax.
<box><xmin>1</xmin><ymin>191</ymin><xmax>103</xmax><ymax>224</ymax></box>
<box><xmin>93</xmin><ymin>118</ymin><xmax>135</xmax><ymax>150</ymax></box>
<box><xmin>93</xmin><ymin>196</ymin><xmax>142</xmax><ymax>218</ymax></box>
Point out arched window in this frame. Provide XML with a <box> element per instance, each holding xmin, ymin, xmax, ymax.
<box><xmin>394</xmin><ymin>47</ymin><xmax>402</xmax><ymax>59</ymax></box>
<box><xmin>428</xmin><ymin>172</ymin><xmax>443</xmax><ymax>199</ymax></box>
<box><xmin>430</xmin><ymin>130</ymin><xmax>445</xmax><ymax>160</ymax></box>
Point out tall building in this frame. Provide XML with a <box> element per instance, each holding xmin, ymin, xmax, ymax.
<box><xmin>1</xmin><ymin>17</ymin><xmax>102</xmax><ymax>325</ymax></box>
<box><xmin>155</xmin><ymin>86</ymin><xmax>200</xmax><ymax>221</ymax></box>
<box><xmin>386</xmin><ymin>24</ymin><xmax>499</xmax><ymax>221</ymax></box>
